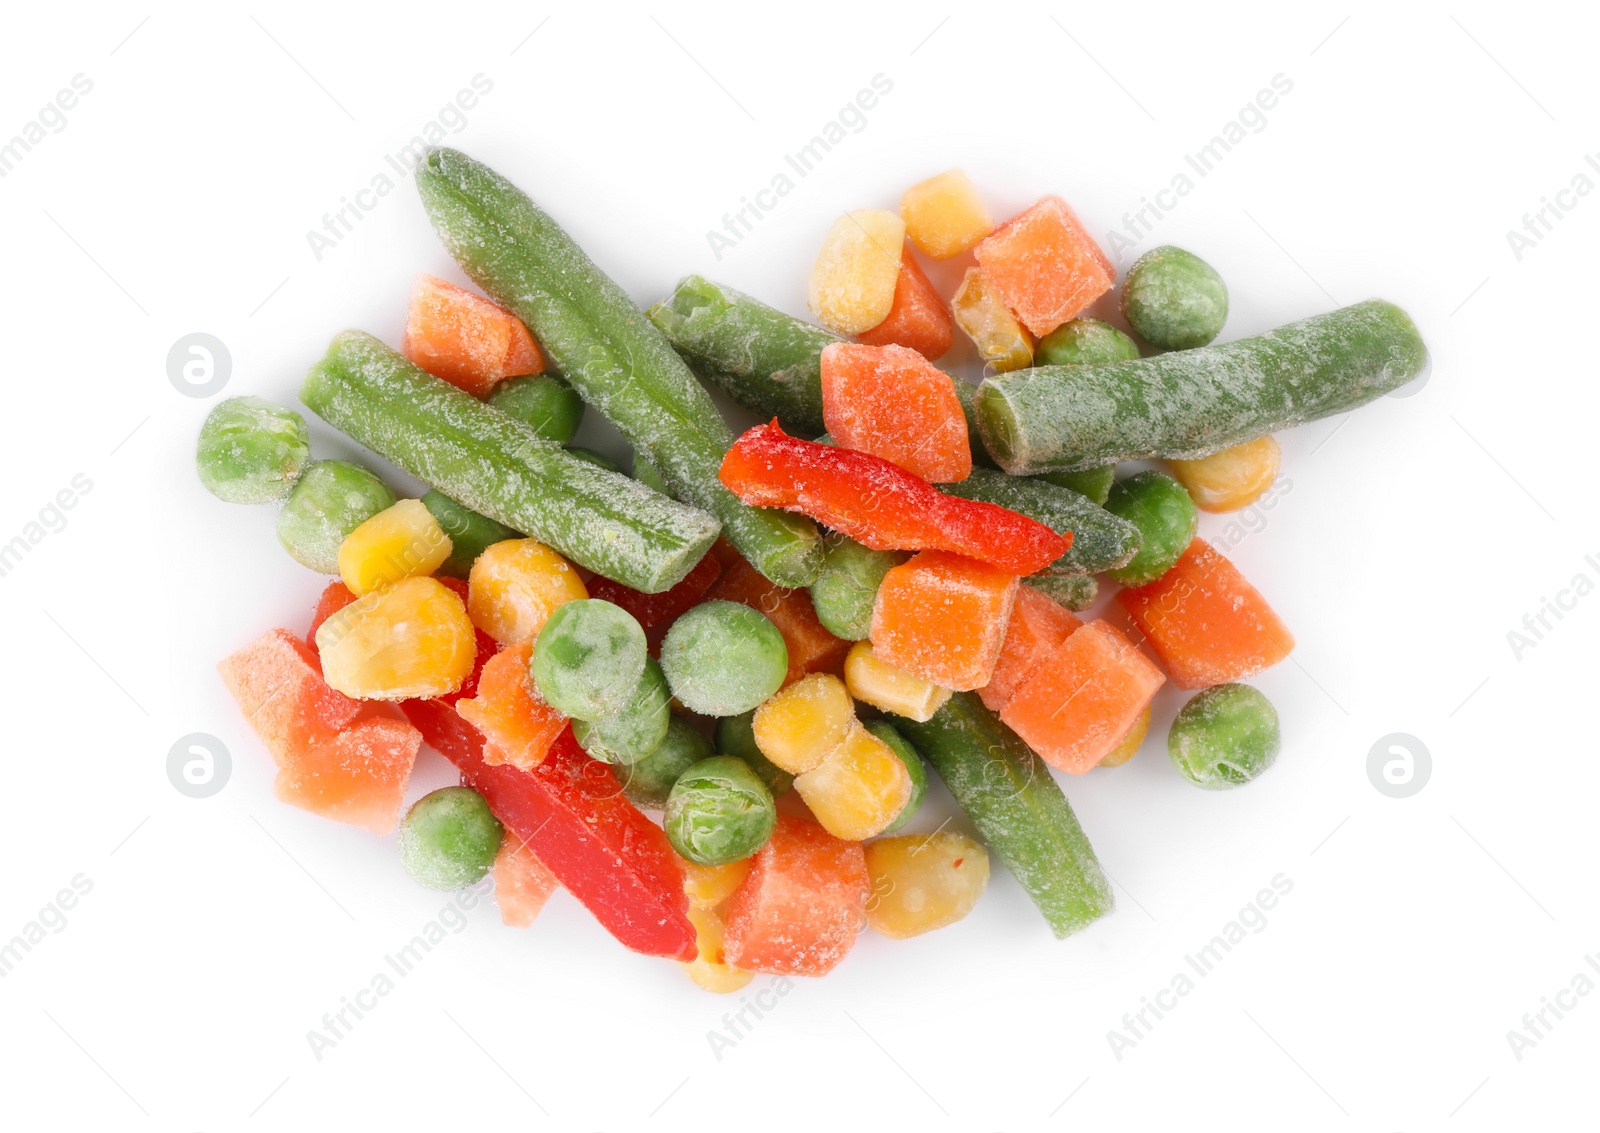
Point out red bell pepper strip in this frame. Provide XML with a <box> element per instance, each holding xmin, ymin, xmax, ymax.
<box><xmin>582</xmin><ymin>547</ymin><xmax>723</xmax><ymax>647</ymax></box>
<box><xmin>719</xmin><ymin>421</ymin><xmax>1069</xmax><ymax>576</ymax></box>
<box><xmin>401</xmin><ymin>698</ymin><xmax>696</xmax><ymax>961</ymax></box>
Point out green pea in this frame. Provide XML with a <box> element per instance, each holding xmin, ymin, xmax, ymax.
<box><xmin>1039</xmin><ymin>465</ymin><xmax>1116</xmax><ymax>506</ymax></box>
<box><xmin>714</xmin><ymin>711</ymin><xmax>793</xmax><ymax>797</ymax></box>
<box><xmin>420</xmin><ymin>490</ymin><xmax>519</xmax><ymax>579</ymax></box>
<box><xmin>865</xmin><ymin>720</ymin><xmax>927</xmax><ymax>834</ymax></box>
<box><xmin>398</xmin><ymin>786</ymin><xmax>503</xmax><ymax>890</ymax></box>
<box><xmin>619</xmin><ymin>716</ymin><xmax>713</xmax><ymax>809</ymax></box>
<box><xmin>632</xmin><ymin>452</ymin><xmax>671</xmax><ymax>495</ymax></box>
<box><xmin>566</xmin><ymin>446</ymin><xmax>624</xmax><ymax>474</ymax></box>
<box><xmin>1168</xmin><ymin>684</ymin><xmax>1280</xmax><ymax>790</ymax></box>
<box><xmin>1121</xmin><ymin>246</ymin><xmax>1229</xmax><ymax>350</ymax></box>
<box><xmin>196</xmin><ymin>396</ymin><xmax>310</xmax><ymax>504</ymax></box>
<box><xmin>1024</xmin><ymin>573</ymin><xmax>1098</xmax><ymax>612</ymax></box>
<box><xmin>530</xmin><ymin>599</ymin><xmax>648</xmax><ymax>720</ymax></box>
<box><xmin>659</xmin><ymin>601</ymin><xmax>787</xmax><ymax>717</ymax></box>
<box><xmin>488</xmin><ymin>373</ymin><xmax>584</xmax><ymax>444</ymax></box>
<box><xmin>664</xmin><ymin>755</ymin><xmax>776</xmax><ymax>866</ymax></box>
<box><xmin>1103</xmin><ymin>471</ymin><xmax>1198</xmax><ymax>587</ymax></box>
<box><xmin>275</xmin><ymin>460</ymin><xmax>395</xmax><ymax>573</ymax></box>
<box><xmin>1035</xmin><ymin>318</ymin><xmax>1141</xmax><ymax>368</ymax></box>
<box><xmin>572</xmin><ymin>658</ymin><xmax>671</xmax><ymax>765</ymax></box>
<box><xmin>808</xmin><ymin>534</ymin><xmax>906</xmax><ymax>641</ymax></box>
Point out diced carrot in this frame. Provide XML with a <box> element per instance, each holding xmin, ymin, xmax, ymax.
<box><xmin>492</xmin><ymin>833</ymin><xmax>560</xmax><ymax>927</ymax></box>
<box><xmin>708</xmin><ymin>554</ymin><xmax>850</xmax><ymax>686</ymax></box>
<box><xmin>1115</xmin><ymin>538</ymin><xmax>1294</xmax><ymax>689</ymax></box>
<box><xmin>978</xmin><ymin>583</ymin><xmax>1082</xmax><ymax>713</ymax></box>
<box><xmin>722</xmin><ymin>815</ymin><xmax>870</xmax><ymax>977</ymax></box>
<box><xmin>820</xmin><ymin>342</ymin><xmax>972</xmax><ymax>484</ymax></box>
<box><xmin>975</xmin><ymin>197</ymin><xmax>1114</xmax><ymax>337</ymax></box>
<box><xmin>1000</xmin><ymin>620</ymin><xmax>1165</xmax><ymax>774</ymax></box>
<box><xmin>401</xmin><ymin>273</ymin><xmax>543</xmax><ymax>397</ymax></box>
<box><xmin>454</xmin><ymin>641</ymin><xmax>568</xmax><ymax>771</ymax></box>
<box><xmin>869</xmin><ymin>551</ymin><xmax>1018</xmax><ymax>691</ymax></box>
<box><xmin>856</xmin><ymin>246</ymin><xmax>954</xmax><ymax>361</ymax></box>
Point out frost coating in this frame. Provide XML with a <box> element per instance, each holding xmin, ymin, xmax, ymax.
<box><xmin>977</xmin><ymin>299</ymin><xmax>1429</xmax><ymax>473</ymax></box>
<box><xmin>196</xmin><ymin>396</ymin><xmax>310</xmax><ymax>504</ymax></box>
<box><xmin>942</xmin><ymin>468</ymin><xmax>1141</xmax><ymax>577</ymax></box>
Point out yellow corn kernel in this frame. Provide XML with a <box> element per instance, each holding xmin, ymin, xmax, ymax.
<box><xmin>900</xmin><ymin>170</ymin><xmax>994</xmax><ymax>259</ymax></box>
<box><xmin>467</xmin><ymin>538</ymin><xmax>588</xmax><ymax>645</ymax></box>
<box><xmin>751</xmin><ymin>673</ymin><xmax>855</xmax><ymax>774</ymax></box>
<box><xmin>952</xmin><ymin>267</ymin><xmax>1033</xmax><ymax>373</ymax></box>
<box><xmin>808</xmin><ymin>209</ymin><xmax>906</xmax><ymax>335</ymax></box>
<box><xmin>864</xmin><ymin>832</ymin><xmax>990</xmax><ymax>939</ymax></box>
<box><xmin>1098</xmin><ymin>705</ymin><xmax>1150</xmax><ymax>768</ymax></box>
<box><xmin>844</xmin><ymin>641</ymin><xmax>952</xmax><ymax>723</ymax></box>
<box><xmin>1168</xmin><ymin>436</ymin><xmax>1282</xmax><ymax>513</ymax></box>
<box><xmin>681</xmin><ymin>856</ymin><xmax>752</xmax><ymax>910</ymax></box>
<box><xmin>680</xmin><ymin>905</ymin><xmax>754</xmax><ymax>994</ymax></box>
<box><xmin>338</xmin><ymin>499</ymin><xmax>453</xmax><ymax>596</ymax></box>
<box><xmin>316</xmin><ymin>576</ymin><xmax>476</xmax><ymax>700</ymax></box>
<box><xmin>794</xmin><ymin>721</ymin><xmax>912</xmax><ymax>842</ymax></box>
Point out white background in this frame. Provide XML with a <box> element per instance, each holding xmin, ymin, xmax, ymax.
<box><xmin>1</xmin><ymin>2</ymin><xmax>1594</xmax><ymax>1129</ymax></box>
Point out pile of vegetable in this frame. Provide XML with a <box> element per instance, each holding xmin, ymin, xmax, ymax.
<box><xmin>203</xmin><ymin>151</ymin><xmax>1427</xmax><ymax>989</ymax></box>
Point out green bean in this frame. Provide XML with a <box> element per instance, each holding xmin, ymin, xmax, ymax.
<box><xmin>488</xmin><ymin>373</ymin><xmax>584</xmax><ymax>444</ymax></box>
<box><xmin>421</xmin><ymin>489</ymin><xmax>518</xmax><ymax>579</ymax></box>
<box><xmin>942</xmin><ymin>468</ymin><xmax>1142</xmax><ymax>577</ymax></box>
<box><xmin>1039</xmin><ymin>465</ymin><xmax>1115</xmax><ymax>506</ymax></box>
<box><xmin>1025</xmin><ymin>573</ymin><xmax>1098</xmax><ymax>612</ymax></box>
<box><xmin>864</xmin><ymin>720</ymin><xmax>926</xmax><ymax>835</ymax></box>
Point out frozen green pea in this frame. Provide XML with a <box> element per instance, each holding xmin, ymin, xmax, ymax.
<box><xmin>566</xmin><ymin>446</ymin><xmax>624</xmax><ymax>474</ymax></box>
<box><xmin>530</xmin><ymin>599</ymin><xmax>648</xmax><ymax>720</ymax></box>
<box><xmin>714</xmin><ymin>711</ymin><xmax>793</xmax><ymax>797</ymax></box>
<box><xmin>1168</xmin><ymin>684</ymin><xmax>1280</xmax><ymax>790</ymax></box>
<box><xmin>421</xmin><ymin>489</ymin><xmax>519</xmax><ymax>579</ymax></box>
<box><xmin>1025</xmin><ymin>573</ymin><xmax>1098</xmax><ymax>612</ymax></box>
<box><xmin>1035</xmin><ymin>318</ymin><xmax>1140</xmax><ymax>368</ymax></box>
<box><xmin>1103</xmin><ymin>471</ymin><xmax>1198</xmax><ymax>587</ymax></box>
<box><xmin>275</xmin><ymin>460</ymin><xmax>395</xmax><ymax>573</ymax></box>
<box><xmin>1039</xmin><ymin>465</ymin><xmax>1115</xmax><ymax>506</ymax></box>
<box><xmin>488</xmin><ymin>373</ymin><xmax>585</xmax><ymax>444</ymax></box>
<box><xmin>196</xmin><ymin>396</ymin><xmax>310</xmax><ymax>504</ymax></box>
<box><xmin>398</xmin><ymin>786</ymin><xmax>503</xmax><ymax>890</ymax></box>
<box><xmin>1122</xmin><ymin>246</ymin><xmax>1229</xmax><ymax>350</ymax></box>
<box><xmin>865</xmin><ymin>720</ymin><xmax>926</xmax><ymax>834</ymax></box>
<box><xmin>660</xmin><ymin>601</ymin><xmax>787</xmax><ymax>716</ymax></box>
<box><xmin>808</xmin><ymin>534</ymin><xmax>906</xmax><ymax>641</ymax></box>
<box><xmin>664</xmin><ymin>755</ymin><xmax>776</xmax><ymax>866</ymax></box>
<box><xmin>633</xmin><ymin>452</ymin><xmax>671</xmax><ymax>495</ymax></box>
<box><xmin>572</xmin><ymin>658</ymin><xmax>671</xmax><ymax>765</ymax></box>
<box><xmin>619</xmin><ymin>716</ymin><xmax>714</xmax><ymax>808</ymax></box>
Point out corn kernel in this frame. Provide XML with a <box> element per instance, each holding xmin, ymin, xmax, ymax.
<box><xmin>316</xmin><ymin>576</ymin><xmax>477</xmax><ymax>700</ymax></box>
<box><xmin>1168</xmin><ymin>436</ymin><xmax>1282</xmax><ymax>513</ymax></box>
<box><xmin>1098</xmin><ymin>705</ymin><xmax>1151</xmax><ymax>768</ymax></box>
<box><xmin>952</xmin><ymin>267</ymin><xmax>1033</xmax><ymax>374</ymax></box>
<box><xmin>844</xmin><ymin>641</ymin><xmax>951</xmax><ymax>722</ymax></box>
<box><xmin>794</xmin><ymin>721</ymin><xmax>912</xmax><ymax>841</ymax></box>
<box><xmin>751</xmin><ymin>673</ymin><xmax>854</xmax><ymax>774</ymax></box>
<box><xmin>680</xmin><ymin>905</ymin><xmax>754</xmax><ymax>994</ymax></box>
<box><xmin>864</xmin><ymin>832</ymin><xmax>990</xmax><ymax>939</ymax></box>
<box><xmin>809</xmin><ymin>209</ymin><xmax>906</xmax><ymax>335</ymax></box>
<box><xmin>467</xmin><ymin>538</ymin><xmax>588</xmax><ymax>645</ymax></box>
<box><xmin>681</xmin><ymin>856</ymin><xmax>752</xmax><ymax>909</ymax></box>
<box><xmin>900</xmin><ymin>170</ymin><xmax>994</xmax><ymax>259</ymax></box>
<box><xmin>338</xmin><ymin>499</ymin><xmax>453</xmax><ymax>596</ymax></box>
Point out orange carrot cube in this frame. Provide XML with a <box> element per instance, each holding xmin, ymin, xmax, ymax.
<box><xmin>401</xmin><ymin>273</ymin><xmax>543</xmax><ymax>397</ymax></box>
<box><xmin>974</xmin><ymin>196</ymin><xmax>1114</xmax><ymax>337</ymax></box>
<box><xmin>978</xmin><ymin>583</ymin><xmax>1082</xmax><ymax>713</ymax></box>
<box><xmin>869</xmin><ymin>551</ymin><xmax>1019</xmax><ymax>691</ymax></box>
<box><xmin>454</xmin><ymin>641</ymin><xmax>568</xmax><ymax>771</ymax></box>
<box><xmin>856</xmin><ymin>247</ymin><xmax>954</xmax><ymax>361</ymax></box>
<box><xmin>820</xmin><ymin>342</ymin><xmax>971</xmax><ymax>483</ymax></box>
<box><xmin>1000</xmin><ymin>620</ymin><xmax>1165</xmax><ymax>774</ymax></box>
<box><xmin>708</xmin><ymin>555</ymin><xmax>849</xmax><ymax>685</ymax></box>
<box><xmin>493</xmin><ymin>833</ymin><xmax>560</xmax><ymax>927</ymax></box>
<box><xmin>1116</xmin><ymin>538</ymin><xmax>1294</xmax><ymax>689</ymax></box>
<box><xmin>722</xmin><ymin>815</ymin><xmax>870</xmax><ymax>977</ymax></box>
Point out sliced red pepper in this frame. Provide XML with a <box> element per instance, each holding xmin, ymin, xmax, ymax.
<box><xmin>719</xmin><ymin>420</ymin><xmax>1070</xmax><ymax>575</ymax></box>
<box><xmin>433</xmin><ymin>577</ymin><xmax>497</xmax><ymax>705</ymax></box>
<box><xmin>401</xmin><ymin>698</ymin><xmax>696</xmax><ymax>961</ymax></box>
<box><xmin>582</xmin><ymin>547</ymin><xmax>723</xmax><ymax>647</ymax></box>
